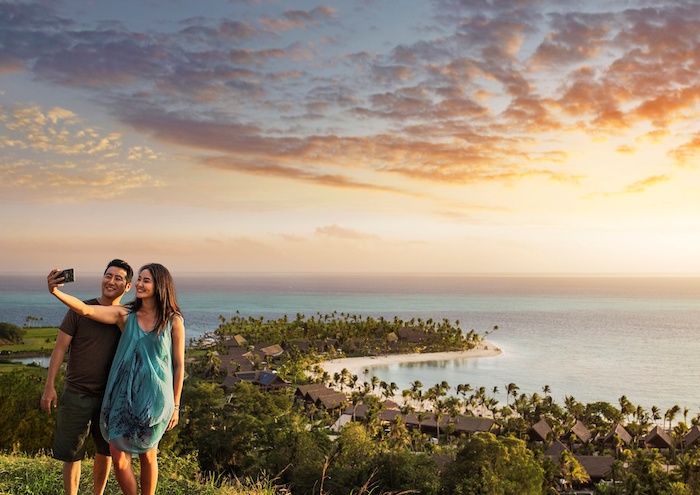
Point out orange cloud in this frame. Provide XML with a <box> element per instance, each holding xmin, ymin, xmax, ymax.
<box><xmin>668</xmin><ymin>133</ymin><xmax>700</xmax><ymax>166</ymax></box>
<box><xmin>315</xmin><ymin>224</ymin><xmax>379</xmax><ymax>240</ymax></box>
<box><xmin>623</xmin><ymin>175</ymin><xmax>671</xmax><ymax>194</ymax></box>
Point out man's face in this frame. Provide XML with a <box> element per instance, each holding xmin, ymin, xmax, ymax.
<box><xmin>101</xmin><ymin>266</ymin><xmax>130</xmax><ymax>300</ymax></box>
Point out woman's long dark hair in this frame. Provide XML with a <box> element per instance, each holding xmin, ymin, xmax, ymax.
<box><xmin>129</xmin><ymin>263</ymin><xmax>181</xmax><ymax>335</ymax></box>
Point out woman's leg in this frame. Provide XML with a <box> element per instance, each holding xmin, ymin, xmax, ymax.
<box><xmin>109</xmin><ymin>443</ymin><xmax>137</xmax><ymax>495</ymax></box>
<box><xmin>138</xmin><ymin>447</ymin><xmax>159</xmax><ymax>495</ymax></box>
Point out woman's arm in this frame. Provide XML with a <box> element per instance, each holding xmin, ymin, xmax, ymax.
<box><xmin>167</xmin><ymin>314</ymin><xmax>186</xmax><ymax>431</ymax></box>
<box><xmin>47</xmin><ymin>269</ymin><xmax>127</xmax><ymax>328</ymax></box>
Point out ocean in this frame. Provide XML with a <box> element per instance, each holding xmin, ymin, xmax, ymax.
<box><xmin>3</xmin><ymin>273</ymin><xmax>700</xmax><ymax>417</ymax></box>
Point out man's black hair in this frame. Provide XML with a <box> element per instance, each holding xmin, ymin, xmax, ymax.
<box><xmin>105</xmin><ymin>259</ymin><xmax>134</xmax><ymax>283</ymax></box>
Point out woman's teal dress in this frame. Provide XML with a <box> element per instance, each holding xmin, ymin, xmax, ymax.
<box><xmin>100</xmin><ymin>312</ymin><xmax>176</xmax><ymax>453</ymax></box>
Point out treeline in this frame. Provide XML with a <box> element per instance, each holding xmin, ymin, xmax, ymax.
<box><xmin>211</xmin><ymin>310</ymin><xmax>484</xmax><ymax>356</ymax></box>
<box><xmin>0</xmin><ymin>322</ymin><xmax>25</xmax><ymax>344</ymax></box>
<box><xmin>3</xmin><ymin>313</ymin><xmax>700</xmax><ymax>494</ymax></box>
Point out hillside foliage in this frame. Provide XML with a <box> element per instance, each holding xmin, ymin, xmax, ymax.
<box><xmin>0</xmin><ymin>322</ymin><xmax>24</xmax><ymax>345</ymax></box>
<box><xmin>2</xmin><ymin>314</ymin><xmax>700</xmax><ymax>494</ymax></box>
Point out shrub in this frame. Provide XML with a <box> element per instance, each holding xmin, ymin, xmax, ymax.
<box><xmin>0</xmin><ymin>322</ymin><xmax>25</xmax><ymax>344</ymax></box>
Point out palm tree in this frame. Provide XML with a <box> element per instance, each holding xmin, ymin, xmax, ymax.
<box><xmin>456</xmin><ymin>383</ymin><xmax>472</xmax><ymax>413</ymax></box>
<box><xmin>529</xmin><ymin>392</ymin><xmax>542</xmax><ymax>419</ymax></box>
<box><xmin>485</xmin><ymin>397</ymin><xmax>499</xmax><ymax>418</ymax></box>
<box><xmin>619</xmin><ymin>395</ymin><xmax>634</xmax><ymax>422</ymax></box>
<box><xmin>350</xmin><ymin>391</ymin><xmax>362</xmax><ymax>421</ymax></box>
<box><xmin>433</xmin><ymin>399</ymin><xmax>447</xmax><ymax>443</ymax></box>
<box><xmin>559</xmin><ymin>450</ymin><xmax>589</xmax><ymax>491</ymax></box>
<box><xmin>333</xmin><ymin>372</ymin><xmax>341</xmax><ymax>390</ymax></box>
<box><xmin>370</xmin><ymin>375</ymin><xmax>379</xmax><ymax>393</ymax></box>
<box><xmin>388</xmin><ymin>381</ymin><xmax>399</xmax><ymax>400</ymax></box>
<box><xmin>564</xmin><ymin>395</ymin><xmax>581</xmax><ymax>419</ymax></box>
<box><xmin>387</xmin><ymin>415</ymin><xmax>411</xmax><ymax>449</ymax></box>
<box><xmin>542</xmin><ymin>384</ymin><xmax>551</xmax><ymax>397</ymax></box>
<box><xmin>410</xmin><ymin>380</ymin><xmax>423</xmax><ymax>394</ymax></box>
<box><xmin>506</xmin><ymin>383</ymin><xmax>519</xmax><ymax>407</ymax></box>
<box><xmin>484</xmin><ymin>325</ymin><xmax>499</xmax><ymax>338</ymax></box>
<box><xmin>401</xmin><ymin>388</ymin><xmax>413</xmax><ymax>408</ymax></box>
<box><xmin>416</xmin><ymin>411</ymin><xmax>427</xmax><ymax>435</ymax></box>
<box><xmin>473</xmin><ymin>386</ymin><xmax>487</xmax><ymax>416</ymax></box>
<box><xmin>673</xmin><ymin>422</ymin><xmax>690</xmax><ymax>451</ymax></box>
<box><xmin>665</xmin><ymin>404</ymin><xmax>681</xmax><ymax>431</ymax></box>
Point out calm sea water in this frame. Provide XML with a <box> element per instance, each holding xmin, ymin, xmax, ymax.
<box><xmin>3</xmin><ymin>273</ymin><xmax>700</xmax><ymax>416</ymax></box>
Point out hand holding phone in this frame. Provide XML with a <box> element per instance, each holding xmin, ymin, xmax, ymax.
<box><xmin>59</xmin><ymin>268</ymin><xmax>75</xmax><ymax>283</ymax></box>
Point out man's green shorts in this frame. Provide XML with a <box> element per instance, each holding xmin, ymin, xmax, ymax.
<box><xmin>53</xmin><ymin>390</ymin><xmax>110</xmax><ymax>461</ymax></box>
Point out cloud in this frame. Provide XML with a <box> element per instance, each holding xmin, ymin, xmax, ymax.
<box><xmin>3</xmin><ymin>0</ymin><xmax>700</xmax><ymax>198</ymax></box>
<box><xmin>202</xmin><ymin>155</ymin><xmax>406</xmax><ymax>194</ymax></box>
<box><xmin>315</xmin><ymin>224</ymin><xmax>379</xmax><ymax>240</ymax></box>
<box><xmin>585</xmin><ymin>174</ymin><xmax>671</xmax><ymax>198</ymax></box>
<box><xmin>0</xmin><ymin>103</ymin><xmax>156</xmax><ymax>201</ymax></box>
<box><xmin>530</xmin><ymin>11</ymin><xmax>610</xmax><ymax>68</ymax></box>
<box><xmin>259</xmin><ymin>6</ymin><xmax>336</xmax><ymax>31</ymax></box>
<box><xmin>668</xmin><ymin>133</ymin><xmax>700</xmax><ymax>166</ymax></box>
<box><xmin>623</xmin><ymin>175</ymin><xmax>671</xmax><ymax>194</ymax></box>
<box><xmin>2</xmin><ymin>104</ymin><xmax>119</xmax><ymax>155</ymax></box>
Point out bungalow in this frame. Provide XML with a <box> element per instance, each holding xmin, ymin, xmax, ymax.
<box><xmin>545</xmin><ymin>440</ymin><xmax>569</xmax><ymax>458</ymax></box>
<box><xmin>562</xmin><ymin>420</ymin><xmax>593</xmax><ymax>445</ymax></box>
<box><xmin>545</xmin><ymin>441</ymin><xmax>615</xmax><ymax>486</ymax></box>
<box><xmin>344</xmin><ymin>408</ymin><xmax>496</xmax><ymax>436</ymax></box>
<box><xmin>260</xmin><ymin>344</ymin><xmax>285</xmax><ymax>358</ymax></box>
<box><xmin>683</xmin><ymin>425</ymin><xmax>700</xmax><ymax>449</ymax></box>
<box><xmin>575</xmin><ymin>455</ymin><xmax>615</xmax><ymax>483</ymax></box>
<box><xmin>528</xmin><ymin>419</ymin><xmax>552</xmax><ymax>442</ymax></box>
<box><xmin>316</xmin><ymin>393</ymin><xmax>347</xmax><ymax>410</ymax></box>
<box><xmin>295</xmin><ymin>383</ymin><xmax>331</xmax><ymax>401</ymax></box>
<box><xmin>449</xmin><ymin>416</ymin><xmax>497</xmax><ymax>435</ymax></box>
<box><xmin>223</xmin><ymin>334</ymin><xmax>248</xmax><ymax>348</ymax></box>
<box><xmin>641</xmin><ymin>425</ymin><xmax>673</xmax><ymax>450</ymax></box>
<box><xmin>295</xmin><ymin>384</ymin><xmax>347</xmax><ymax>411</ymax></box>
<box><xmin>601</xmin><ymin>424</ymin><xmax>633</xmax><ymax>446</ymax></box>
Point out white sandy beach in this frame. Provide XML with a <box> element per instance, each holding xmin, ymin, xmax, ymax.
<box><xmin>320</xmin><ymin>341</ymin><xmax>502</xmax><ymax>384</ymax></box>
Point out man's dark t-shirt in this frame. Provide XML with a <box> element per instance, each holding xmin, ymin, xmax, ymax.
<box><xmin>59</xmin><ymin>298</ymin><xmax>122</xmax><ymax>397</ymax></box>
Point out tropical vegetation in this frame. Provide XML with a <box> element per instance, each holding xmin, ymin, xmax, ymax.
<box><xmin>2</xmin><ymin>314</ymin><xmax>700</xmax><ymax>494</ymax></box>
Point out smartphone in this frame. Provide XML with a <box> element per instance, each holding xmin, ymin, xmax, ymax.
<box><xmin>59</xmin><ymin>268</ymin><xmax>75</xmax><ymax>283</ymax></box>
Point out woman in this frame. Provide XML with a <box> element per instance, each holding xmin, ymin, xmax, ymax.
<box><xmin>48</xmin><ymin>263</ymin><xmax>185</xmax><ymax>495</ymax></box>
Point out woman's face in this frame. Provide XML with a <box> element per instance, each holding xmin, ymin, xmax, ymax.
<box><xmin>135</xmin><ymin>268</ymin><xmax>155</xmax><ymax>299</ymax></box>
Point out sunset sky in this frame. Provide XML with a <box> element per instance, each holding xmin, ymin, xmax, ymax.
<box><xmin>3</xmin><ymin>0</ymin><xmax>700</xmax><ymax>275</ymax></box>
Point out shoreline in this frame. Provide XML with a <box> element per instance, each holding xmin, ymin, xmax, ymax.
<box><xmin>319</xmin><ymin>341</ymin><xmax>502</xmax><ymax>384</ymax></box>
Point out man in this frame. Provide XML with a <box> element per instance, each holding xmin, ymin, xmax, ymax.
<box><xmin>41</xmin><ymin>259</ymin><xmax>133</xmax><ymax>495</ymax></box>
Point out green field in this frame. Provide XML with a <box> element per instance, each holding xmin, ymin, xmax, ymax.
<box><xmin>0</xmin><ymin>326</ymin><xmax>58</xmax><ymax>355</ymax></box>
<box><xmin>0</xmin><ymin>327</ymin><xmax>57</xmax><ymax>373</ymax></box>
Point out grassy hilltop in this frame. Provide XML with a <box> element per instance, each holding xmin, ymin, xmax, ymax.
<box><xmin>0</xmin><ymin>452</ymin><xmax>282</xmax><ymax>495</ymax></box>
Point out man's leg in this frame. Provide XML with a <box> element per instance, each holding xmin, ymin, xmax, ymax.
<box><xmin>62</xmin><ymin>461</ymin><xmax>80</xmax><ymax>495</ymax></box>
<box><xmin>93</xmin><ymin>453</ymin><xmax>111</xmax><ymax>495</ymax></box>
<box><xmin>55</xmin><ymin>391</ymin><xmax>92</xmax><ymax>495</ymax></box>
<box><xmin>90</xmin><ymin>393</ymin><xmax>112</xmax><ymax>495</ymax></box>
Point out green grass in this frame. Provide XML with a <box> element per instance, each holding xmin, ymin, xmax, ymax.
<box><xmin>0</xmin><ymin>326</ymin><xmax>58</xmax><ymax>356</ymax></box>
<box><xmin>0</xmin><ymin>361</ymin><xmax>46</xmax><ymax>374</ymax></box>
<box><xmin>0</xmin><ymin>452</ymin><xmax>286</xmax><ymax>495</ymax></box>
